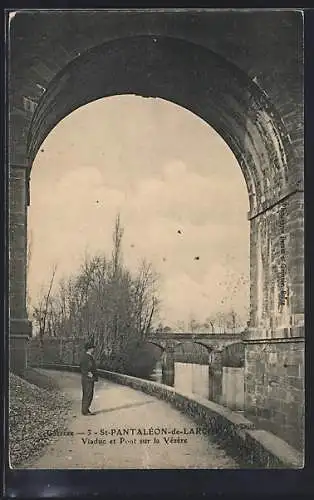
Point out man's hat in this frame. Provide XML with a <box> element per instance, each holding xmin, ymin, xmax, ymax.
<box><xmin>85</xmin><ymin>339</ymin><xmax>95</xmax><ymax>350</ymax></box>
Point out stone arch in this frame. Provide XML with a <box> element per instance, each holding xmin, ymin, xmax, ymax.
<box><xmin>26</xmin><ymin>35</ymin><xmax>294</xmax><ymax>217</ymax></box>
<box><xmin>8</xmin><ymin>11</ymin><xmax>304</xmax><ymax>450</ymax></box>
<box><xmin>220</xmin><ymin>341</ymin><xmax>245</xmax><ymax>368</ymax></box>
<box><xmin>10</xmin><ymin>29</ymin><xmax>303</xmax><ymax>353</ymax></box>
<box><xmin>10</xmin><ymin>34</ymin><xmax>300</xmax><ymax>339</ymax></box>
<box><xmin>172</xmin><ymin>340</ymin><xmax>211</xmax><ymax>365</ymax></box>
<box><xmin>145</xmin><ymin>340</ymin><xmax>166</xmax><ymax>353</ymax></box>
<box><xmin>191</xmin><ymin>341</ymin><xmax>214</xmax><ymax>353</ymax></box>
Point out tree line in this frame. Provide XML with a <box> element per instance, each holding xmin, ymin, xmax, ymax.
<box><xmin>157</xmin><ymin>309</ymin><xmax>247</xmax><ymax>335</ymax></box>
<box><xmin>31</xmin><ymin>215</ymin><xmax>160</xmax><ymax>375</ymax></box>
<box><xmin>29</xmin><ymin>214</ymin><xmax>247</xmax><ymax>374</ymax></box>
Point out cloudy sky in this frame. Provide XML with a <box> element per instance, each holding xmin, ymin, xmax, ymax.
<box><xmin>28</xmin><ymin>95</ymin><xmax>249</xmax><ymax>328</ymax></box>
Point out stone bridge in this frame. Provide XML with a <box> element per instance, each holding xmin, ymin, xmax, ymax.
<box><xmin>146</xmin><ymin>332</ymin><xmax>243</xmax><ymax>353</ymax></box>
<box><xmin>8</xmin><ymin>10</ymin><xmax>304</xmax><ymax>451</ymax></box>
<box><xmin>145</xmin><ymin>332</ymin><xmax>244</xmax><ymax>391</ymax></box>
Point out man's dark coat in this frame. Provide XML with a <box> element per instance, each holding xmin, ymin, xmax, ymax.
<box><xmin>80</xmin><ymin>351</ymin><xmax>98</xmax><ymax>414</ymax></box>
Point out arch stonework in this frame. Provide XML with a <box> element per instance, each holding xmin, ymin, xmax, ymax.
<box><xmin>8</xmin><ymin>11</ymin><xmax>304</xmax><ymax>447</ymax></box>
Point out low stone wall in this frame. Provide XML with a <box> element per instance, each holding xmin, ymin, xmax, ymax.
<box><xmin>32</xmin><ymin>363</ymin><xmax>303</xmax><ymax>469</ymax></box>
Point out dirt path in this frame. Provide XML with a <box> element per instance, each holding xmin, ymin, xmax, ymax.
<box><xmin>23</xmin><ymin>370</ymin><xmax>238</xmax><ymax>469</ymax></box>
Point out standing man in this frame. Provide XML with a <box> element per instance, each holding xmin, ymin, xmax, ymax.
<box><xmin>80</xmin><ymin>340</ymin><xmax>98</xmax><ymax>416</ymax></box>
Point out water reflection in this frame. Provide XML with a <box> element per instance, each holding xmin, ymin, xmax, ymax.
<box><xmin>149</xmin><ymin>360</ymin><xmax>175</xmax><ymax>386</ymax></box>
<box><xmin>150</xmin><ymin>360</ymin><xmax>163</xmax><ymax>383</ymax></box>
<box><xmin>149</xmin><ymin>360</ymin><xmax>209</xmax><ymax>398</ymax></box>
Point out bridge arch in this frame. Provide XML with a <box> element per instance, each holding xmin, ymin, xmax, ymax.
<box><xmin>145</xmin><ymin>340</ymin><xmax>166</xmax><ymax>352</ymax></box>
<box><xmin>27</xmin><ymin>34</ymin><xmax>291</xmax><ymax>215</ymax></box>
<box><xmin>172</xmin><ymin>340</ymin><xmax>214</xmax><ymax>353</ymax></box>
<box><xmin>190</xmin><ymin>341</ymin><xmax>214</xmax><ymax>353</ymax></box>
<box><xmin>8</xmin><ymin>11</ymin><xmax>304</xmax><ymax>450</ymax></box>
<box><xmin>10</xmin><ymin>30</ymin><xmax>303</xmax><ymax>348</ymax></box>
<box><xmin>172</xmin><ymin>340</ymin><xmax>213</xmax><ymax>367</ymax></box>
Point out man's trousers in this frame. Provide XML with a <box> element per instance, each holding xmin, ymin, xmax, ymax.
<box><xmin>81</xmin><ymin>377</ymin><xmax>94</xmax><ymax>414</ymax></box>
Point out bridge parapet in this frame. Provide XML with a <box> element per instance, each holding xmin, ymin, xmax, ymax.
<box><xmin>148</xmin><ymin>332</ymin><xmax>244</xmax><ymax>341</ymax></box>
<box><xmin>146</xmin><ymin>332</ymin><xmax>244</xmax><ymax>354</ymax></box>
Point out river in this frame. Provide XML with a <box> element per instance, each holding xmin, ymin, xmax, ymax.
<box><xmin>150</xmin><ymin>361</ymin><xmax>209</xmax><ymax>399</ymax></box>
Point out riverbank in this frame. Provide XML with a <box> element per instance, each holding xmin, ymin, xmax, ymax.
<box><xmin>9</xmin><ymin>370</ymin><xmax>72</xmax><ymax>467</ymax></box>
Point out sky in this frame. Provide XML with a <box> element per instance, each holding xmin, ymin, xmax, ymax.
<box><xmin>28</xmin><ymin>95</ymin><xmax>250</xmax><ymax>329</ymax></box>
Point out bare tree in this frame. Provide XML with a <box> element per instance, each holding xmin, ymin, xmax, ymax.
<box><xmin>175</xmin><ymin>320</ymin><xmax>186</xmax><ymax>332</ymax></box>
<box><xmin>32</xmin><ymin>264</ymin><xmax>57</xmax><ymax>345</ymax></box>
<box><xmin>131</xmin><ymin>260</ymin><xmax>159</xmax><ymax>340</ymax></box>
<box><xmin>188</xmin><ymin>315</ymin><xmax>201</xmax><ymax>333</ymax></box>
<box><xmin>111</xmin><ymin>213</ymin><xmax>123</xmax><ymax>277</ymax></box>
<box><xmin>203</xmin><ymin>309</ymin><xmax>244</xmax><ymax>333</ymax></box>
<box><xmin>39</xmin><ymin>215</ymin><xmax>160</xmax><ymax>372</ymax></box>
<box><xmin>203</xmin><ymin>318</ymin><xmax>215</xmax><ymax>333</ymax></box>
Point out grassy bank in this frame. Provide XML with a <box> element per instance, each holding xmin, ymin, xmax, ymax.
<box><xmin>9</xmin><ymin>370</ymin><xmax>72</xmax><ymax>468</ymax></box>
